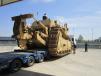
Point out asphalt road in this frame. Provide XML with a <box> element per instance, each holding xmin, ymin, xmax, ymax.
<box><xmin>0</xmin><ymin>46</ymin><xmax>101</xmax><ymax>76</ymax></box>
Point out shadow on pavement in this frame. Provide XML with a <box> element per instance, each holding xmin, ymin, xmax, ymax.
<box><xmin>45</xmin><ymin>53</ymin><xmax>70</xmax><ymax>62</ymax></box>
<box><xmin>0</xmin><ymin>69</ymin><xmax>53</xmax><ymax>76</ymax></box>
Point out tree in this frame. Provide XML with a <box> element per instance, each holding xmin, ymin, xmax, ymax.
<box><xmin>78</xmin><ymin>35</ymin><xmax>84</xmax><ymax>42</ymax></box>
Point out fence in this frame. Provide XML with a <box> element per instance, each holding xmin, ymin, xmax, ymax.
<box><xmin>77</xmin><ymin>43</ymin><xmax>101</xmax><ymax>49</ymax></box>
<box><xmin>0</xmin><ymin>41</ymin><xmax>101</xmax><ymax>49</ymax></box>
<box><xmin>0</xmin><ymin>41</ymin><xmax>17</xmax><ymax>46</ymax></box>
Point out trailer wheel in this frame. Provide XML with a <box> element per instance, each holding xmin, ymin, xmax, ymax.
<box><xmin>9</xmin><ymin>59</ymin><xmax>22</xmax><ymax>72</ymax></box>
<box><xmin>26</xmin><ymin>56</ymin><xmax>35</xmax><ymax>67</ymax></box>
<box><xmin>37</xmin><ymin>54</ymin><xmax>44</xmax><ymax>63</ymax></box>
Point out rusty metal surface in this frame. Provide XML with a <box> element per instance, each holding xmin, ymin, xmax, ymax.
<box><xmin>0</xmin><ymin>0</ymin><xmax>22</xmax><ymax>6</ymax></box>
<box><xmin>12</xmin><ymin>14</ymin><xmax>33</xmax><ymax>20</ymax></box>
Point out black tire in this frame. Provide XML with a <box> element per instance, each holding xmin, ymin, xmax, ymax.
<box><xmin>9</xmin><ymin>59</ymin><xmax>22</xmax><ymax>72</ymax></box>
<box><xmin>37</xmin><ymin>54</ymin><xmax>44</xmax><ymax>63</ymax></box>
<box><xmin>26</xmin><ymin>56</ymin><xmax>35</xmax><ymax>67</ymax></box>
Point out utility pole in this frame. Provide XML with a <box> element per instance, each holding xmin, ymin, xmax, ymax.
<box><xmin>91</xmin><ymin>28</ymin><xmax>94</xmax><ymax>41</ymax></box>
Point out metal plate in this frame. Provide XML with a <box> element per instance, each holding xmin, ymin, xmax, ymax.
<box><xmin>0</xmin><ymin>0</ymin><xmax>22</xmax><ymax>6</ymax></box>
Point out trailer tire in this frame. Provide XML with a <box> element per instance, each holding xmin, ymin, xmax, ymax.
<box><xmin>26</xmin><ymin>56</ymin><xmax>35</xmax><ymax>67</ymax></box>
<box><xmin>37</xmin><ymin>54</ymin><xmax>44</xmax><ymax>63</ymax></box>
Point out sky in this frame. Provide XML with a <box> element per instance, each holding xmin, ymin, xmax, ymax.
<box><xmin>0</xmin><ymin>0</ymin><xmax>101</xmax><ymax>40</ymax></box>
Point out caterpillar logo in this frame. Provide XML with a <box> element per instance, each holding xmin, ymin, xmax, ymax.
<box><xmin>0</xmin><ymin>0</ymin><xmax>22</xmax><ymax>6</ymax></box>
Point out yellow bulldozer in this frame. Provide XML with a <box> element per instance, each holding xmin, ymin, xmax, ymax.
<box><xmin>12</xmin><ymin>14</ymin><xmax>72</xmax><ymax>56</ymax></box>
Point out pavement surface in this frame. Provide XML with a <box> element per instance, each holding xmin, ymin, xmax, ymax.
<box><xmin>0</xmin><ymin>46</ymin><xmax>101</xmax><ymax>76</ymax></box>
